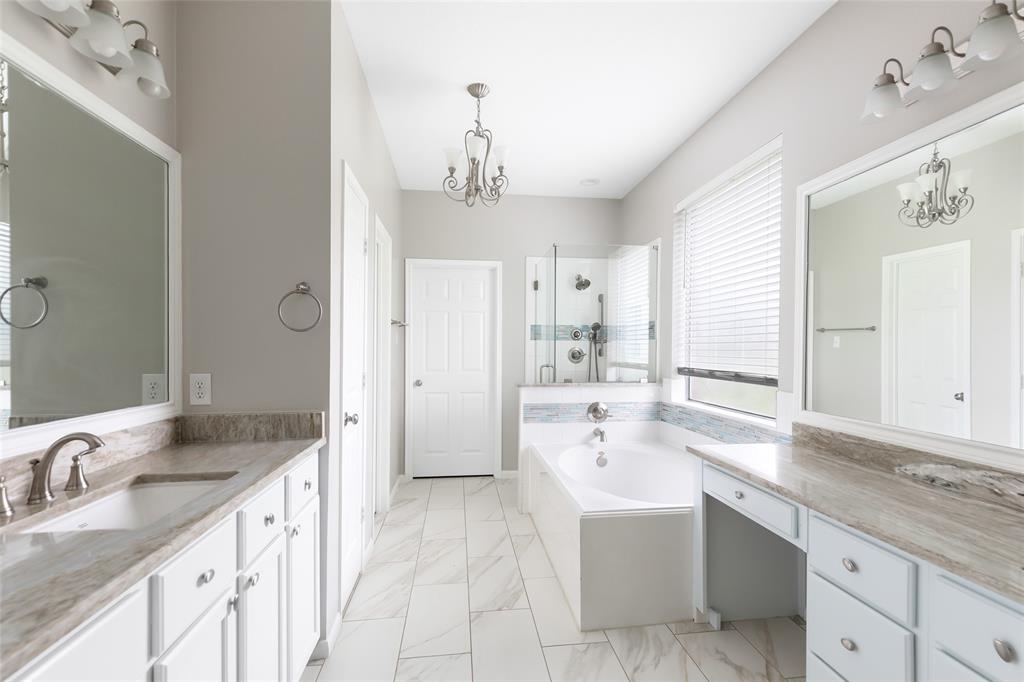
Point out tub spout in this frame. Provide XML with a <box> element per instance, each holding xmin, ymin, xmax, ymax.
<box><xmin>593</xmin><ymin>427</ymin><xmax>607</xmax><ymax>443</ymax></box>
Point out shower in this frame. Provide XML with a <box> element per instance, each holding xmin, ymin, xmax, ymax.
<box><xmin>575</xmin><ymin>274</ymin><xmax>591</xmax><ymax>290</ymax></box>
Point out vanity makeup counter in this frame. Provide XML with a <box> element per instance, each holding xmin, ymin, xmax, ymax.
<box><xmin>0</xmin><ymin>436</ymin><xmax>325</xmax><ymax>677</ymax></box>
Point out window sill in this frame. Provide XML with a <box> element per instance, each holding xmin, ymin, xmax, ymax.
<box><xmin>664</xmin><ymin>398</ymin><xmax>777</xmax><ymax>431</ymax></box>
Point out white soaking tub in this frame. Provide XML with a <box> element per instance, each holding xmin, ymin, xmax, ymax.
<box><xmin>524</xmin><ymin>441</ymin><xmax>695</xmax><ymax>630</ymax></box>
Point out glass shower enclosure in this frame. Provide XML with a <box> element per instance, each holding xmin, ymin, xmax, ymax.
<box><xmin>527</xmin><ymin>242</ymin><xmax>659</xmax><ymax>384</ymax></box>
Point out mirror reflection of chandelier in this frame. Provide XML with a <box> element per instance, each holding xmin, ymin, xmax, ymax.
<box><xmin>442</xmin><ymin>83</ymin><xmax>509</xmax><ymax>208</ymax></box>
<box><xmin>896</xmin><ymin>143</ymin><xmax>974</xmax><ymax>228</ymax></box>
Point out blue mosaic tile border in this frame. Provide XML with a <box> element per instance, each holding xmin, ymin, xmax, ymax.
<box><xmin>522</xmin><ymin>401</ymin><xmax>660</xmax><ymax>423</ymax></box>
<box><xmin>521</xmin><ymin>400</ymin><xmax>791</xmax><ymax>445</ymax></box>
<box><xmin>659</xmin><ymin>402</ymin><xmax>791</xmax><ymax>445</ymax></box>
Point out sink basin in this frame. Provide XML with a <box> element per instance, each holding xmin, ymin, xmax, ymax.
<box><xmin>24</xmin><ymin>479</ymin><xmax>227</xmax><ymax>532</ymax></box>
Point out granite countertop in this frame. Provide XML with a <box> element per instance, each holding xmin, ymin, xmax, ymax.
<box><xmin>686</xmin><ymin>442</ymin><xmax>1024</xmax><ymax>605</ymax></box>
<box><xmin>0</xmin><ymin>437</ymin><xmax>325</xmax><ymax>675</ymax></box>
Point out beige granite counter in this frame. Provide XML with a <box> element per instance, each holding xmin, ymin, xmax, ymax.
<box><xmin>686</xmin><ymin>442</ymin><xmax>1024</xmax><ymax>605</ymax></box>
<box><xmin>0</xmin><ymin>437</ymin><xmax>325</xmax><ymax>676</ymax></box>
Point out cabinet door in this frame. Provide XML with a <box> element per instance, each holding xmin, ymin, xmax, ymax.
<box><xmin>154</xmin><ymin>590</ymin><xmax>238</xmax><ymax>682</ymax></box>
<box><xmin>240</xmin><ymin>534</ymin><xmax>286</xmax><ymax>682</ymax></box>
<box><xmin>287</xmin><ymin>496</ymin><xmax>320</xmax><ymax>681</ymax></box>
<box><xmin>21</xmin><ymin>588</ymin><xmax>148</xmax><ymax>681</ymax></box>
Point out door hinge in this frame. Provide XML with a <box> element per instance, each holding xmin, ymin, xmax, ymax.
<box><xmin>360</xmin><ymin>507</ymin><xmax>366</xmax><ymax>522</ymax></box>
<box><xmin>532</xmin><ymin>279</ymin><xmax>539</xmax><ymax>291</ymax></box>
<box><xmin>364</xmin><ymin>238</ymin><xmax>368</xmax><ymax>255</ymax></box>
<box><xmin>362</xmin><ymin>372</ymin><xmax>367</xmax><ymax>388</ymax></box>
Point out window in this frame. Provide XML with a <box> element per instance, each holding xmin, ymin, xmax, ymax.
<box><xmin>610</xmin><ymin>244</ymin><xmax>652</xmax><ymax>368</ymax></box>
<box><xmin>673</xmin><ymin>144</ymin><xmax>782</xmax><ymax>418</ymax></box>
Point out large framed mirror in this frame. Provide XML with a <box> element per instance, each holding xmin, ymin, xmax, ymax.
<box><xmin>794</xmin><ymin>84</ymin><xmax>1024</xmax><ymax>467</ymax></box>
<box><xmin>0</xmin><ymin>34</ymin><xmax>180</xmax><ymax>458</ymax></box>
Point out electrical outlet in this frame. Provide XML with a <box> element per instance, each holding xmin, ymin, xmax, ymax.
<box><xmin>189</xmin><ymin>373</ymin><xmax>212</xmax><ymax>405</ymax></box>
<box><xmin>141</xmin><ymin>373</ymin><xmax>167</xmax><ymax>405</ymax></box>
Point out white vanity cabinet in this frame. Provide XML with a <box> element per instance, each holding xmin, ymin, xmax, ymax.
<box><xmin>286</xmin><ymin>496</ymin><xmax>320</xmax><ymax>682</ymax></box>
<box><xmin>239</xmin><ymin>535</ymin><xmax>287</xmax><ymax>682</ymax></box>
<box><xmin>153</xmin><ymin>589</ymin><xmax>239</xmax><ymax>682</ymax></box>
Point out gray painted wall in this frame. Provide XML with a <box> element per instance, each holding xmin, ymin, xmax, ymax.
<box><xmin>0</xmin><ymin>0</ymin><xmax>177</xmax><ymax>147</ymax></box>
<box><xmin>620</xmin><ymin>0</ymin><xmax>1024</xmax><ymax>395</ymax></box>
<box><xmin>809</xmin><ymin>132</ymin><xmax>1024</xmax><ymax>447</ymax></box>
<box><xmin>401</xmin><ymin>190</ymin><xmax>621</xmax><ymax>470</ymax></box>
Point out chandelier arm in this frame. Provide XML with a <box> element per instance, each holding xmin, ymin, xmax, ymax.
<box><xmin>443</xmin><ymin>174</ymin><xmax>469</xmax><ymax>202</ymax></box>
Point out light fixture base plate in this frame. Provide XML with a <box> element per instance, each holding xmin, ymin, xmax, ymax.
<box><xmin>467</xmin><ymin>82</ymin><xmax>490</xmax><ymax>99</ymax></box>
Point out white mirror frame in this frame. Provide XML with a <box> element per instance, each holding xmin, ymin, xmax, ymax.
<box><xmin>792</xmin><ymin>82</ymin><xmax>1024</xmax><ymax>472</ymax></box>
<box><xmin>0</xmin><ymin>31</ymin><xmax>182</xmax><ymax>460</ymax></box>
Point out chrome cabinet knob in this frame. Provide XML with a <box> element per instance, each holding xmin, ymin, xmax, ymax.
<box><xmin>841</xmin><ymin>557</ymin><xmax>858</xmax><ymax>573</ymax></box>
<box><xmin>734</xmin><ymin>490</ymin><xmax>745</xmax><ymax>500</ymax></box>
<box><xmin>413</xmin><ymin>380</ymin><xmax>423</xmax><ymax>387</ymax></box>
<box><xmin>264</xmin><ymin>512</ymin><xmax>276</xmax><ymax>526</ymax></box>
<box><xmin>840</xmin><ymin>638</ymin><xmax>857</xmax><ymax>652</ymax></box>
<box><xmin>198</xmin><ymin>568</ymin><xmax>216</xmax><ymax>585</ymax></box>
<box><xmin>344</xmin><ymin>412</ymin><xmax>359</xmax><ymax>426</ymax></box>
<box><xmin>228</xmin><ymin>593</ymin><xmax>239</xmax><ymax>611</ymax></box>
<box><xmin>291</xmin><ymin>524</ymin><xmax>301</xmax><ymax>538</ymax></box>
<box><xmin>993</xmin><ymin>639</ymin><xmax>1016</xmax><ymax>663</ymax></box>
<box><xmin>248</xmin><ymin>572</ymin><xmax>260</xmax><ymax>588</ymax></box>
<box><xmin>954</xmin><ymin>392</ymin><xmax>965</xmax><ymax>402</ymax></box>
<box><xmin>304</xmin><ymin>479</ymin><xmax>312</xmax><ymax>491</ymax></box>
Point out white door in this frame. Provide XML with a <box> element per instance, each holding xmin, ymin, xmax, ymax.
<box><xmin>286</xmin><ymin>498</ymin><xmax>320</xmax><ymax>682</ymax></box>
<box><xmin>882</xmin><ymin>241</ymin><xmax>971</xmax><ymax>438</ymax></box>
<box><xmin>340</xmin><ymin>168</ymin><xmax>368</xmax><ymax>597</ymax></box>
<box><xmin>370</xmin><ymin>218</ymin><xmax>393</xmax><ymax>534</ymax></box>
<box><xmin>239</xmin><ymin>536</ymin><xmax>286</xmax><ymax>682</ymax></box>
<box><xmin>406</xmin><ymin>260</ymin><xmax>500</xmax><ymax>477</ymax></box>
<box><xmin>153</xmin><ymin>591</ymin><xmax>238</xmax><ymax>682</ymax></box>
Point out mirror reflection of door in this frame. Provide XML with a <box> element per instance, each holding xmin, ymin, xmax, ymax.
<box><xmin>881</xmin><ymin>242</ymin><xmax>971</xmax><ymax>439</ymax></box>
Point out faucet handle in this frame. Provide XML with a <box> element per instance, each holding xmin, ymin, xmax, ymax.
<box><xmin>0</xmin><ymin>475</ymin><xmax>13</xmax><ymax>517</ymax></box>
<box><xmin>65</xmin><ymin>453</ymin><xmax>90</xmax><ymax>493</ymax></box>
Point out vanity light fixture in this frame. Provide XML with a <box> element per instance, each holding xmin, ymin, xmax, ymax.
<box><xmin>908</xmin><ymin>26</ymin><xmax>965</xmax><ymax>94</ymax></box>
<box><xmin>862</xmin><ymin>58</ymin><xmax>908</xmax><ymax>120</ymax></box>
<box><xmin>68</xmin><ymin>0</ymin><xmax>132</xmax><ymax>69</ymax></box>
<box><xmin>116</xmin><ymin>20</ymin><xmax>170</xmax><ymax>99</ymax></box>
<box><xmin>442</xmin><ymin>83</ymin><xmax>510</xmax><ymax>207</ymax></box>
<box><xmin>964</xmin><ymin>1</ymin><xmax>1024</xmax><ymax>67</ymax></box>
<box><xmin>896</xmin><ymin>143</ymin><xmax>974</xmax><ymax>229</ymax></box>
<box><xmin>15</xmin><ymin>0</ymin><xmax>90</xmax><ymax>27</ymax></box>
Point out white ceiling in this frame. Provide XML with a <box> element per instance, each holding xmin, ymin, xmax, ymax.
<box><xmin>342</xmin><ymin>1</ymin><xmax>834</xmax><ymax>199</ymax></box>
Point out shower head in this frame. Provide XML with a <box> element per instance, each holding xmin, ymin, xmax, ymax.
<box><xmin>575</xmin><ymin>274</ymin><xmax>591</xmax><ymax>291</ymax></box>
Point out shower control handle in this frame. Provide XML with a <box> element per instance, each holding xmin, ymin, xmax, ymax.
<box><xmin>414</xmin><ymin>380</ymin><xmax>423</xmax><ymax>387</ymax></box>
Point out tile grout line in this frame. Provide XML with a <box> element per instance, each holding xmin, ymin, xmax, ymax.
<box><xmin>389</xmin><ymin>478</ymin><xmax>430</xmax><ymax>681</ymax></box>
<box><xmin>729</xmin><ymin>620</ymin><xmax>790</xmax><ymax>681</ymax></box>
<box><xmin>668</xmin><ymin>623</ymin><xmax>713</xmax><ymax>682</ymax></box>
<box><xmin>462</xmin><ymin>478</ymin><xmax>475</xmax><ymax>681</ymax></box>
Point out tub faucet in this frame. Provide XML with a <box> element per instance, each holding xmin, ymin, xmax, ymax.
<box><xmin>593</xmin><ymin>427</ymin><xmax>607</xmax><ymax>443</ymax></box>
<box><xmin>27</xmin><ymin>432</ymin><xmax>105</xmax><ymax>504</ymax></box>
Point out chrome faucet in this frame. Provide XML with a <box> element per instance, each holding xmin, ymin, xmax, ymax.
<box><xmin>27</xmin><ymin>432</ymin><xmax>105</xmax><ymax>504</ymax></box>
<box><xmin>593</xmin><ymin>427</ymin><xmax>607</xmax><ymax>443</ymax></box>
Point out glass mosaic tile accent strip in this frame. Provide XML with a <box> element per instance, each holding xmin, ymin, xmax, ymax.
<box><xmin>522</xmin><ymin>402</ymin><xmax>661</xmax><ymax>423</ymax></box>
<box><xmin>659</xmin><ymin>402</ymin><xmax>791</xmax><ymax>444</ymax></box>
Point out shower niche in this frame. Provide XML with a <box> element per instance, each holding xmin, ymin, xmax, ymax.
<box><xmin>527</xmin><ymin>242</ymin><xmax>659</xmax><ymax>384</ymax></box>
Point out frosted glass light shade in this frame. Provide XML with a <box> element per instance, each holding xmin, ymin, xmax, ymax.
<box><xmin>916</xmin><ymin>173</ymin><xmax>937</xmax><ymax>194</ymax></box>
<box><xmin>116</xmin><ymin>44</ymin><xmax>169</xmax><ymax>98</ymax></box>
<box><xmin>897</xmin><ymin>182</ymin><xmax>922</xmax><ymax>203</ymax></box>
<box><xmin>863</xmin><ymin>80</ymin><xmax>903</xmax><ymax>119</ymax></box>
<box><xmin>69</xmin><ymin>2</ymin><xmax>132</xmax><ymax>68</ymax></box>
<box><xmin>493</xmin><ymin>145</ymin><xmax>510</xmax><ymax>168</ymax></box>
<box><xmin>951</xmin><ymin>168</ymin><xmax>973</xmax><ymax>191</ymax></box>
<box><xmin>910</xmin><ymin>50</ymin><xmax>955</xmax><ymax>92</ymax></box>
<box><xmin>444</xmin><ymin>147</ymin><xmax>463</xmax><ymax>170</ymax></box>
<box><xmin>466</xmin><ymin>134</ymin><xmax>486</xmax><ymax>162</ymax></box>
<box><xmin>967</xmin><ymin>13</ymin><xmax>1024</xmax><ymax>66</ymax></box>
<box><xmin>16</xmin><ymin>0</ymin><xmax>90</xmax><ymax>27</ymax></box>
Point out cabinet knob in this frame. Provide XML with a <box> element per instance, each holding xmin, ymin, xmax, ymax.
<box><xmin>840</xmin><ymin>638</ymin><xmax>857</xmax><ymax>652</ymax></box>
<box><xmin>292</xmin><ymin>524</ymin><xmax>301</xmax><ymax>538</ymax></box>
<box><xmin>734</xmin><ymin>490</ymin><xmax>745</xmax><ymax>500</ymax></box>
<box><xmin>264</xmin><ymin>512</ymin><xmax>276</xmax><ymax>526</ymax></box>
<box><xmin>841</xmin><ymin>557</ymin><xmax>858</xmax><ymax>573</ymax></box>
<box><xmin>228</xmin><ymin>594</ymin><xmax>239</xmax><ymax>612</ymax></box>
<box><xmin>248</xmin><ymin>572</ymin><xmax>261</xmax><ymax>588</ymax></box>
<box><xmin>993</xmin><ymin>639</ymin><xmax>1016</xmax><ymax>663</ymax></box>
<box><xmin>344</xmin><ymin>412</ymin><xmax>359</xmax><ymax>426</ymax></box>
<box><xmin>197</xmin><ymin>568</ymin><xmax>216</xmax><ymax>586</ymax></box>
<box><xmin>304</xmin><ymin>479</ymin><xmax>312</xmax><ymax>491</ymax></box>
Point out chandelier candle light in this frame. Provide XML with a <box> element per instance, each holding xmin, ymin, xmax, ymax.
<box><xmin>896</xmin><ymin>144</ymin><xmax>974</xmax><ymax>229</ymax></box>
<box><xmin>443</xmin><ymin>83</ymin><xmax>510</xmax><ymax>207</ymax></box>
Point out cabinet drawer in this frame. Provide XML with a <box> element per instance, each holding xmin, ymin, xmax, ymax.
<box><xmin>932</xmin><ymin>575</ymin><xmax>1024</xmax><ymax>682</ymax></box>
<box><xmin>930</xmin><ymin>649</ymin><xmax>987</xmax><ymax>682</ymax></box>
<box><xmin>807</xmin><ymin>573</ymin><xmax>914</xmax><ymax>681</ymax></box>
<box><xmin>806</xmin><ymin>653</ymin><xmax>844</xmax><ymax>682</ymax></box>
<box><xmin>703</xmin><ymin>465</ymin><xmax>799</xmax><ymax>540</ymax></box>
<box><xmin>239</xmin><ymin>477</ymin><xmax>286</xmax><ymax>568</ymax></box>
<box><xmin>808</xmin><ymin>516</ymin><xmax>916</xmax><ymax>626</ymax></box>
<box><xmin>286</xmin><ymin>454</ymin><xmax>318</xmax><ymax>521</ymax></box>
<box><xmin>152</xmin><ymin>517</ymin><xmax>237</xmax><ymax>654</ymax></box>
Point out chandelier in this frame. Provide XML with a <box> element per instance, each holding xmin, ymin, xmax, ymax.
<box><xmin>443</xmin><ymin>83</ymin><xmax>509</xmax><ymax>207</ymax></box>
<box><xmin>896</xmin><ymin>143</ymin><xmax>974</xmax><ymax>228</ymax></box>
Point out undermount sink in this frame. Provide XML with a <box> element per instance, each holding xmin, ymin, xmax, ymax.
<box><xmin>23</xmin><ymin>477</ymin><xmax>233</xmax><ymax>533</ymax></box>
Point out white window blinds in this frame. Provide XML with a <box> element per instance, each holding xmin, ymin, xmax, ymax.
<box><xmin>612</xmin><ymin>245</ymin><xmax>650</xmax><ymax>367</ymax></box>
<box><xmin>0</xmin><ymin>221</ymin><xmax>8</xmax><ymax>366</ymax></box>
<box><xmin>673</xmin><ymin>149</ymin><xmax>782</xmax><ymax>385</ymax></box>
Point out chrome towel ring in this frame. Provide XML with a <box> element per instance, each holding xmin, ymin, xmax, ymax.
<box><xmin>0</xmin><ymin>277</ymin><xmax>49</xmax><ymax>329</ymax></box>
<box><xmin>278</xmin><ymin>281</ymin><xmax>322</xmax><ymax>332</ymax></box>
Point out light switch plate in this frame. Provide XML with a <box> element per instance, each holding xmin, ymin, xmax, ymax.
<box><xmin>189</xmin><ymin>373</ymin><xmax>212</xmax><ymax>405</ymax></box>
<box><xmin>142</xmin><ymin>374</ymin><xmax>167</xmax><ymax>405</ymax></box>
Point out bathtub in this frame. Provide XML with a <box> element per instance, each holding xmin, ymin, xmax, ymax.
<box><xmin>524</xmin><ymin>440</ymin><xmax>695</xmax><ymax>630</ymax></box>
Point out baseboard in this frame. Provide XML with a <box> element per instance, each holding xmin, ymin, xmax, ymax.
<box><xmin>311</xmin><ymin>611</ymin><xmax>343</xmax><ymax>661</ymax></box>
<box><xmin>497</xmin><ymin>470</ymin><xmax>519</xmax><ymax>479</ymax></box>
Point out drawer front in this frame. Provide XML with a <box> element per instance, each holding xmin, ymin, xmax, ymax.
<box><xmin>930</xmin><ymin>649</ymin><xmax>987</xmax><ymax>682</ymax></box>
<box><xmin>807</xmin><ymin>573</ymin><xmax>914</xmax><ymax>681</ymax></box>
<box><xmin>703</xmin><ymin>465</ymin><xmax>799</xmax><ymax>540</ymax></box>
<box><xmin>152</xmin><ymin>517</ymin><xmax>237</xmax><ymax>654</ymax></box>
<box><xmin>240</xmin><ymin>477</ymin><xmax>286</xmax><ymax>569</ymax></box>
<box><xmin>808</xmin><ymin>516</ymin><xmax>916</xmax><ymax>626</ymax></box>
<box><xmin>932</xmin><ymin>575</ymin><xmax>1024</xmax><ymax>682</ymax></box>
<box><xmin>806</xmin><ymin>653</ymin><xmax>845</xmax><ymax>682</ymax></box>
<box><xmin>286</xmin><ymin>454</ymin><xmax>318</xmax><ymax>521</ymax></box>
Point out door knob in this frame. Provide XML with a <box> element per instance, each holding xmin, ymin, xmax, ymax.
<box><xmin>414</xmin><ymin>380</ymin><xmax>423</xmax><ymax>387</ymax></box>
<box><xmin>954</xmin><ymin>392</ymin><xmax>965</xmax><ymax>402</ymax></box>
<box><xmin>344</xmin><ymin>412</ymin><xmax>359</xmax><ymax>426</ymax></box>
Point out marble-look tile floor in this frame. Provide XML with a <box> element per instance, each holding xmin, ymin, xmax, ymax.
<box><xmin>304</xmin><ymin>476</ymin><xmax>807</xmax><ymax>682</ymax></box>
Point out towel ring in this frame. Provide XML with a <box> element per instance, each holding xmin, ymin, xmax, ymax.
<box><xmin>278</xmin><ymin>282</ymin><xmax>322</xmax><ymax>332</ymax></box>
<box><xmin>0</xmin><ymin>277</ymin><xmax>49</xmax><ymax>329</ymax></box>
